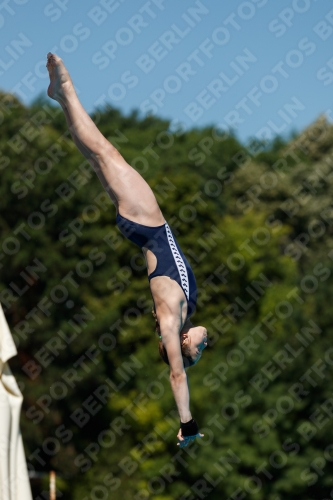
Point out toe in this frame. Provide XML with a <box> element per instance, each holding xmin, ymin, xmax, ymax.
<box><xmin>52</xmin><ymin>53</ymin><xmax>61</xmax><ymax>63</ymax></box>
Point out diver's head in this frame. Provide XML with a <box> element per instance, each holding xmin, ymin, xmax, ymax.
<box><xmin>179</xmin><ymin>320</ymin><xmax>208</xmax><ymax>366</ymax></box>
<box><xmin>156</xmin><ymin>312</ymin><xmax>208</xmax><ymax>368</ymax></box>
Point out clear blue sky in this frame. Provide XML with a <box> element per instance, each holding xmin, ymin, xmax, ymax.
<box><xmin>1</xmin><ymin>0</ymin><xmax>333</xmax><ymax>144</ymax></box>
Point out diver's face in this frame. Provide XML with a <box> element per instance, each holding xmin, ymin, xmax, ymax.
<box><xmin>182</xmin><ymin>325</ymin><xmax>208</xmax><ymax>364</ymax></box>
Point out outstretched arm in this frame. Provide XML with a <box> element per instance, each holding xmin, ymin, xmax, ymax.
<box><xmin>159</xmin><ymin>317</ymin><xmax>203</xmax><ymax>446</ymax></box>
<box><xmin>159</xmin><ymin>316</ymin><xmax>191</xmax><ymax>417</ymax></box>
<box><xmin>170</xmin><ymin>368</ymin><xmax>191</xmax><ymax>422</ymax></box>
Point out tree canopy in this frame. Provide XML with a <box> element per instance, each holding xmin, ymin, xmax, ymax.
<box><xmin>1</xmin><ymin>91</ymin><xmax>333</xmax><ymax>499</ymax></box>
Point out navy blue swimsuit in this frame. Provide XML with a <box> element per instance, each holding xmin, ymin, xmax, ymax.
<box><xmin>116</xmin><ymin>213</ymin><xmax>197</xmax><ymax>319</ymax></box>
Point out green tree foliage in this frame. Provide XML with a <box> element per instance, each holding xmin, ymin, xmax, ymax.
<box><xmin>1</xmin><ymin>91</ymin><xmax>333</xmax><ymax>499</ymax></box>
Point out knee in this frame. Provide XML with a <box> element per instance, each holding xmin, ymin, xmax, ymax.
<box><xmin>95</xmin><ymin>141</ymin><xmax>120</xmax><ymax>161</ymax></box>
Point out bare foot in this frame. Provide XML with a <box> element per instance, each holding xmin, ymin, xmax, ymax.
<box><xmin>46</xmin><ymin>52</ymin><xmax>74</xmax><ymax>103</ymax></box>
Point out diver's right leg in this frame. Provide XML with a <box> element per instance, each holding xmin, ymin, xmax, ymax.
<box><xmin>46</xmin><ymin>52</ymin><xmax>164</xmax><ymax>225</ymax></box>
<box><xmin>59</xmin><ymin>104</ymin><xmax>118</xmax><ymax>204</ymax></box>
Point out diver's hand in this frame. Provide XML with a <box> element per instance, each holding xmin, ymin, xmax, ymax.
<box><xmin>177</xmin><ymin>428</ymin><xmax>204</xmax><ymax>448</ymax></box>
<box><xmin>177</xmin><ymin>419</ymin><xmax>204</xmax><ymax>447</ymax></box>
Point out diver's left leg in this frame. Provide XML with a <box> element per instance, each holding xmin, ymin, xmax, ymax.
<box><xmin>46</xmin><ymin>52</ymin><xmax>164</xmax><ymax>225</ymax></box>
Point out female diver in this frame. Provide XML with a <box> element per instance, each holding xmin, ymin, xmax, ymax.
<box><xmin>46</xmin><ymin>53</ymin><xmax>207</xmax><ymax>448</ymax></box>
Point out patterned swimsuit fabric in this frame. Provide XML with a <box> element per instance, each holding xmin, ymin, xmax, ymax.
<box><xmin>116</xmin><ymin>213</ymin><xmax>197</xmax><ymax>319</ymax></box>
